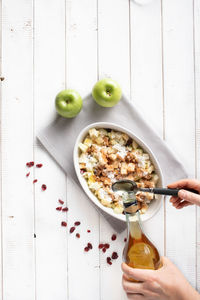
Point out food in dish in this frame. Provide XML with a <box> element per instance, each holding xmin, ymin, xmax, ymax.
<box><xmin>78</xmin><ymin>128</ymin><xmax>159</xmax><ymax>214</ymax></box>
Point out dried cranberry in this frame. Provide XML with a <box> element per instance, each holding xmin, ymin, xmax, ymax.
<box><xmin>70</xmin><ymin>226</ymin><xmax>75</xmax><ymax>233</ymax></box>
<box><xmin>36</xmin><ymin>164</ymin><xmax>43</xmax><ymax>168</ymax></box>
<box><xmin>126</xmin><ymin>138</ymin><xmax>133</xmax><ymax>146</ymax></box>
<box><xmin>56</xmin><ymin>206</ymin><xmax>62</xmax><ymax>211</ymax></box>
<box><xmin>80</xmin><ymin>170</ymin><xmax>85</xmax><ymax>174</ymax></box>
<box><xmin>74</xmin><ymin>221</ymin><xmax>81</xmax><ymax>226</ymax></box>
<box><xmin>106</xmin><ymin>257</ymin><xmax>112</xmax><ymax>265</ymax></box>
<box><xmin>33</xmin><ymin>179</ymin><xmax>38</xmax><ymax>183</ymax></box>
<box><xmin>62</xmin><ymin>207</ymin><xmax>68</xmax><ymax>212</ymax></box>
<box><xmin>87</xmin><ymin>230</ymin><xmax>91</xmax><ymax>233</ymax></box>
<box><xmin>61</xmin><ymin>221</ymin><xmax>67</xmax><ymax>227</ymax></box>
<box><xmin>124</xmin><ymin>238</ymin><xmax>127</xmax><ymax>242</ymax></box>
<box><xmin>58</xmin><ymin>199</ymin><xmax>64</xmax><ymax>205</ymax></box>
<box><xmin>87</xmin><ymin>243</ymin><xmax>93</xmax><ymax>249</ymax></box>
<box><xmin>102</xmin><ymin>248</ymin><xmax>106</xmax><ymax>253</ymax></box>
<box><xmin>26</xmin><ymin>172</ymin><xmax>30</xmax><ymax>177</ymax></box>
<box><xmin>26</xmin><ymin>161</ymin><xmax>34</xmax><ymax>167</ymax></box>
<box><xmin>104</xmin><ymin>243</ymin><xmax>110</xmax><ymax>249</ymax></box>
<box><xmin>41</xmin><ymin>184</ymin><xmax>47</xmax><ymax>191</ymax></box>
<box><xmin>111</xmin><ymin>234</ymin><xmax>117</xmax><ymax>241</ymax></box>
<box><xmin>98</xmin><ymin>243</ymin><xmax>104</xmax><ymax>249</ymax></box>
<box><xmin>76</xmin><ymin>233</ymin><xmax>80</xmax><ymax>238</ymax></box>
<box><xmin>84</xmin><ymin>247</ymin><xmax>89</xmax><ymax>252</ymax></box>
<box><xmin>111</xmin><ymin>252</ymin><xmax>118</xmax><ymax>260</ymax></box>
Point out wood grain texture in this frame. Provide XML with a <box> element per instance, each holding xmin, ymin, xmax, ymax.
<box><xmin>65</xmin><ymin>1</ymin><xmax>100</xmax><ymax>299</ymax></box>
<box><xmin>0</xmin><ymin>0</ymin><xmax>199</xmax><ymax>299</ymax></box>
<box><xmin>98</xmin><ymin>0</ymin><xmax>130</xmax><ymax>299</ymax></box>
<box><xmin>130</xmin><ymin>0</ymin><xmax>164</xmax><ymax>259</ymax></box>
<box><xmin>0</xmin><ymin>0</ymin><xmax>2</xmax><ymax>297</ymax></box>
<box><xmin>34</xmin><ymin>1</ymin><xmax>68</xmax><ymax>299</ymax></box>
<box><xmin>1</xmin><ymin>0</ymin><xmax>35</xmax><ymax>299</ymax></box>
<box><xmin>194</xmin><ymin>0</ymin><xmax>200</xmax><ymax>292</ymax></box>
<box><xmin>162</xmin><ymin>0</ymin><xmax>196</xmax><ymax>287</ymax></box>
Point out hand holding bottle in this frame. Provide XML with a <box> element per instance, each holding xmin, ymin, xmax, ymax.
<box><xmin>168</xmin><ymin>179</ymin><xmax>200</xmax><ymax>209</ymax></box>
<box><xmin>122</xmin><ymin>257</ymin><xmax>200</xmax><ymax>300</ymax></box>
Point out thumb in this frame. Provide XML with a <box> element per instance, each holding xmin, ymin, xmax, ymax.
<box><xmin>178</xmin><ymin>189</ymin><xmax>200</xmax><ymax>206</ymax></box>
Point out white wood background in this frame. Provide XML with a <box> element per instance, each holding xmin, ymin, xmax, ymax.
<box><xmin>0</xmin><ymin>0</ymin><xmax>200</xmax><ymax>299</ymax></box>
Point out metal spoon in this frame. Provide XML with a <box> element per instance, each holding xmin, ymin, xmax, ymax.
<box><xmin>112</xmin><ymin>179</ymin><xmax>199</xmax><ymax>196</ymax></box>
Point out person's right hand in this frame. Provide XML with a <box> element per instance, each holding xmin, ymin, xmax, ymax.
<box><xmin>122</xmin><ymin>257</ymin><xmax>200</xmax><ymax>300</ymax></box>
<box><xmin>168</xmin><ymin>179</ymin><xmax>200</xmax><ymax>209</ymax></box>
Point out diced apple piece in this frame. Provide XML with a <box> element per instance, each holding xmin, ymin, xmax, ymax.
<box><xmin>89</xmin><ymin>128</ymin><xmax>99</xmax><ymax>138</ymax></box>
<box><xmin>78</xmin><ymin>143</ymin><xmax>88</xmax><ymax>153</ymax></box>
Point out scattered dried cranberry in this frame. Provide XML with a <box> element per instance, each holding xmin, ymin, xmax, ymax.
<box><xmin>112</xmin><ymin>252</ymin><xmax>118</xmax><ymax>260</ymax></box>
<box><xmin>36</xmin><ymin>164</ymin><xmax>43</xmax><ymax>168</ymax></box>
<box><xmin>104</xmin><ymin>243</ymin><xmax>110</xmax><ymax>249</ymax></box>
<box><xmin>70</xmin><ymin>226</ymin><xmax>75</xmax><ymax>233</ymax></box>
<box><xmin>84</xmin><ymin>247</ymin><xmax>89</xmax><ymax>252</ymax></box>
<box><xmin>111</xmin><ymin>234</ymin><xmax>117</xmax><ymax>241</ymax></box>
<box><xmin>107</xmin><ymin>257</ymin><xmax>112</xmax><ymax>265</ymax></box>
<box><xmin>74</xmin><ymin>221</ymin><xmax>81</xmax><ymax>226</ymax></box>
<box><xmin>102</xmin><ymin>248</ymin><xmax>106</xmax><ymax>253</ymax></box>
<box><xmin>87</xmin><ymin>230</ymin><xmax>91</xmax><ymax>233</ymax></box>
<box><xmin>98</xmin><ymin>243</ymin><xmax>104</xmax><ymax>249</ymax></box>
<box><xmin>87</xmin><ymin>242</ymin><xmax>93</xmax><ymax>249</ymax></box>
<box><xmin>41</xmin><ymin>184</ymin><xmax>47</xmax><ymax>191</ymax></box>
<box><xmin>76</xmin><ymin>233</ymin><xmax>80</xmax><ymax>238</ymax></box>
<box><xmin>33</xmin><ymin>179</ymin><xmax>38</xmax><ymax>183</ymax></box>
<box><xmin>124</xmin><ymin>238</ymin><xmax>127</xmax><ymax>242</ymax></box>
<box><xmin>61</xmin><ymin>221</ymin><xmax>67</xmax><ymax>227</ymax></box>
<box><xmin>26</xmin><ymin>172</ymin><xmax>30</xmax><ymax>177</ymax></box>
<box><xmin>26</xmin><ymin>161</ymin><xmax>34</xmax><ymax>167</ymax></box>
<box><xmin>58</xmin><ymin>199</ymin><xmax>64</xmax><ymax>205</ymax></box>
<box><xmin>56</xmin><ymin>206</ymin><xmax>62</xmax><ymax>211</ymax></box>
<box><xmin>62</xmin><ymin>207</ymin><xmax>68</xmax><ymax>212</ymax></box>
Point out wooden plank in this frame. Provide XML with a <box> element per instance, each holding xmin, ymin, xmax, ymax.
<box><xmin>65</xmin><ymin>1</ymin><xmax>100</xmax><ymax>299</ymax></box>
<box><xmin>0</xmin><ymin>0</ymin><xmax>2</xmax><ymax>297</ymax></box>
<box><xmin>34</xmin><ymin>1</ymin><xmax>68</xmax><ymax>299</ymax></box>
<box><xmin>130</xmin><ymin>0</ymin><xmax>164</xmax><ymax>258</ymax></box>
<box><xmin>98</xmin><ymin>0</ymin><xmax>130</xmax><ymax>299</ymax></box>
<box><xmin>194</xmin><ymin>0</ymin><xmax>200</xmax><ymax>292</ymax></box>
<box><xmin>162</xmin><ymin>0</ymin><xmax>196</xmax><ymax>287</ymax></box>
<box><xmin>1</xmin><ymin>0</ymin><xmax>35</xmax><ymax>299</ymax></box>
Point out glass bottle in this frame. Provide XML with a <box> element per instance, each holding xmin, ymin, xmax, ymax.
<box><xmin>123</xmin><ymin>192</ymin><xmax>162</xmax><ymax>271</ymax></box>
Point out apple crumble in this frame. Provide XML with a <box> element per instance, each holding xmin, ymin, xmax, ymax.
<box><xmin>78</xmin><ymin>128</ymin><xmax>159</xmax><ymax>214</ymax></box>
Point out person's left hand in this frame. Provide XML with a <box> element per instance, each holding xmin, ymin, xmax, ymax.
<box><xmin>121</xmin><ymin>257</ymin><xmax>200</xmax><ymax>300</ymax></box>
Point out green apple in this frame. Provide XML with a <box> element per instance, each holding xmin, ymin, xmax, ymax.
<box><xmin>92</xmin><ymin>78</ymin><xmax>122</xmax><ymax>107</ymax></box>
<box><xmin>55</xmin><ymin>89</ymin><xmax>83</xmax><ymax>118</ymax></box>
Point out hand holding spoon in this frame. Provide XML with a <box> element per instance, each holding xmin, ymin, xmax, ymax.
<box><xmin>112</xmin><ymin>179</ymin><xmax>199</xmax><ymax>196</ymax></box>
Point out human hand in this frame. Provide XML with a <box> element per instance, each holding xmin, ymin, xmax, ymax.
<box><xmin>167</xmin><ymin>179</ymin><xmax>200</xmax><ymax>209</ymax></box>
<box><xmin>122</xmin><ymin>257</ymin><xmax>200</xmax><ymax>300</ymax></box>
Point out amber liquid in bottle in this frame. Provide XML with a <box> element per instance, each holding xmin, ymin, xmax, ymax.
<box><xmin>123</xmin><ymin>211</ymin><xmax>161</xmax><ymax>271</ymax></box>
<box><xmin>122</xmin><ymin>191</ymin><xmax>162</xmax><ymax>280</ymax></box>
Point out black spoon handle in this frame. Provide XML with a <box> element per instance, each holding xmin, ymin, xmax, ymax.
<box><xmin>140</xmin><ymin>188</ymin><xmax>199</xmax><ymax>196</ymax></box>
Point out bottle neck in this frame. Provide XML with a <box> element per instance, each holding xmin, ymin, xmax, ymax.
<box><xmin>125</xmin><ymin>211</ymin><xmax>142</xmax><ymax>240</ymax></box>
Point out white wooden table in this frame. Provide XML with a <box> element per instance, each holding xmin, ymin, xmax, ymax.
<box><xmin>0</xmin><ymin>0</ymin><xmax>200</xmax><ymax>299</ymax></box>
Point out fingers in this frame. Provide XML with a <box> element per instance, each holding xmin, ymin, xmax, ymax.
<box><xmin>176</xmin><ymin>200</ymin><xmax>193</xmax><ymax>209</ymax></box>
<box><xmin>169</xmin><ymin>195</ymin><xmax>193</xmax><ymax>209</ymax></box>
<box><xmin>159</xmin><ymin>256</ymin><xmax>173</xmax><ymax>269</ymax></box>
<box><xmin>122</xmin><ymin>274</ymin><xmax>144</xmax><ymax>294</ymax></box>
<box><xmin>168</xmin><ymin>179</ymin><xmax>200</xmax><ymax>192</ymax></box>
<box><xmin>169</xmin><ymin>196</ymin><xmax>178</xmax><ymax>203</ymax></box>
<box><xmin>126</xmin><ymin>293</ymin><xmax>144</xmax><ymax>300</ymax></box>
<box><xmin>121</xmin><ymin>263</ymin><xmax>155</xmax><ymax>282</ymax></box>
<box><xmin>178</xmin><ymin>189</ymin><xmax>200</xmax><ymax>206</ymax></box>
